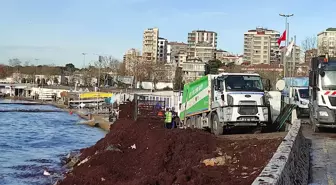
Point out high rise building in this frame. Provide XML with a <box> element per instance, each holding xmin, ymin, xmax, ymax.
<box><xmin>317</xmin><ymin>28</ymin><xmax>336</xmax><ymax>55</ymax></box>
<box><xmin>142</xmin><ymin>27</ymin><xmax>159</xmax><ymax>62</ymax></box>
<box><xmin>123</xmin><ymin>48</ymin><xmax>142</xmax><ymax>75</ymax></box>
<box><xmin>187</xmin><ymin>30</ymin><xmax>217</xmax><ymax>62</ymax></box>
<box><xmin>243</xmin><ymin>27</ymin><xmax>280</xmax><ymax>65</ymax></box>
<box><xmin>158</xmin><ymin>37</ymin><xmax>168</xmax><ymax>62</ymax></box>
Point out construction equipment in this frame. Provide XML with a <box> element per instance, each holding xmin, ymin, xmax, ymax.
<box><xmin>309</xmin><ymin>54</ymin><xmax>336</xmax><ymax>132</ymax></box>
<box><xmin>179</xmin><ymin>73</ymin><xmax>278</xmax><ymax>135</ymax></box>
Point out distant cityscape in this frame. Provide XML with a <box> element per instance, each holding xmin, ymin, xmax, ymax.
<box><xmin>120</xmin><ymin>27</ymin><xmax>336</xmax><ymax>84</ymax></box>
<box><xmin>2</xmin><ymin>27</ymin><xmax>336</xmax><ymax>88</ymax></box>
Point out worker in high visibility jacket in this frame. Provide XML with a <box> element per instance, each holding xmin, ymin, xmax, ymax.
<box><xmin>164</xmin><ymin>108</ymin><xmax>173</xmax><ymax>129</ymax></box>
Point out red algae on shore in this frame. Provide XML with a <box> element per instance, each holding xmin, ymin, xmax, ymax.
<box><xmin>57</xmin><ymin>102</ymin><xmax>282</xmax><ymax>185</ymax></box>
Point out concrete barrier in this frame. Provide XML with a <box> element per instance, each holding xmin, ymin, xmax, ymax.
<box><xmin>252</xmin><ymin>110</ymin><xmax>309</xmax><ymax>185</ymax></box>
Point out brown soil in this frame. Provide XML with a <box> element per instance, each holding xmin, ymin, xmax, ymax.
<box><xmin>57</xmin><ymin>101</ymin><xmax>282</xmax><ymax>185</ymax></box>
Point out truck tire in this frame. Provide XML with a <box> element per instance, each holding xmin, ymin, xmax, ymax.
<box><xmin>211</xmin><ymin>113</ymin><xmax>223</xmax><ymax>135</ymax></box>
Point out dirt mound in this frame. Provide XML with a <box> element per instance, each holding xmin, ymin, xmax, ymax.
<box><xmin>57</xmin><ymin>116</ymin><xmax>281</xmax><ymax>185</ymax></box>
<box><xmin>57</xmin><ymin>99</ymin><xmax>282</xmax><ymax>185</ymax></box>
<box><xmin>118</xmin><ymin>101</ymin><xmax>135</xmax><ymax>119</ymax></box>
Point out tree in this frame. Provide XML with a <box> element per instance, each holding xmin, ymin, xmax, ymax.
<box><xmin>8</xmin><ymin>58</ymin><xmax>21</xmax><ymax>67</ymax></box>
<box><xmin>0</xmin><ymin>64</ymin><xmax>9</xmax><ymax>79</ymax></box>
<box><xmin>259</xmin><ymin>71</ymin><xmax>283</xmax><ymax>90</ymax></box>
<box><xmin>24</xmin><ymin>61</ymin><xmax>30</xmax><ymax>66</ymax></box>
<box><xmin>205</xmin><ymin>59</ymin><xmax>223</xmax><ymax>75</ymax></box>
<box><xmin>173</xmin><ymin>67</ymin><xmax>184</xmax><ymax>90</ymax></box>
<box><xmin>301</xmin><ymin>36</ymin><xmax>317</xmax><ymax>52</ymax></box>
<box><xmin>8</xmin><ymin>58</ymin><xmax>22</xmax><ymax>73</ymax></box>
<box><xmin>65</xmin><ymin>63</ymin><xmax>76</xmax><ymax>73</ymax></box>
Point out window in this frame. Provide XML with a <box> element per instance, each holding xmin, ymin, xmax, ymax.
<box><xmin>225</xmin><ymin>75</ymin><xmax>264</xmax><ymax>92</ymax></box>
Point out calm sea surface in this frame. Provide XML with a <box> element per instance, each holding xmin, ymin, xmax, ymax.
<box><xmin>0</xmin><ymin>99</ymin><xmax>106</xmax><ymax>185</ymax></box>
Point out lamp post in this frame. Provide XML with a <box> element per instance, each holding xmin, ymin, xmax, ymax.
<box><xmin>82</xmin><ymin>53</ymin><xmax>87</xmax><ymax>69</ymax></box>
<box><xmin>279</xmin><ymin>13</ymin><xmax>294</xmax><ymax>77</ymax></box>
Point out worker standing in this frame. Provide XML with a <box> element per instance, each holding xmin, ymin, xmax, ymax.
<box><xmin>171</xmin><ymin>107</ymin><xmax>178</xmax><ymax>129</ymax></box>
<box><xmin>164</xmin><ymin>108</ymin><xmax>172</xmax><ymax>129</ymax></box>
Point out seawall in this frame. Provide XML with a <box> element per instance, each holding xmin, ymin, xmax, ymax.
<box><xmin>252</xmin><ymin>110</ymin><xmax>310</xmax><ymax>185</ymax></box>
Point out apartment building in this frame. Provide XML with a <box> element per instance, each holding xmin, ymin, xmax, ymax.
<box><xmin>123</xmin><ymin>48</ymin><xmax>142</xmax><ymax>75</ymax></box>
<box><xmin>187</xmin><ymin>30</ymin><xmax>217</xmax><ymax>62</ymax></box>
<box><xmin>280</xmin><ymin>45</ymin><xmax>302</xmax><ymax>77</ymax></box>
<box><xmin>142</xmin><ymin>27</ymin><xmax>159</xmax><ymax>62</ymax></box>
<box><xmin>180</xmin><ymin>58</ymin><xmax>206</xmax><ymax>83</ymax></box>
<box><xmin>167</xmin><ymin>42</ymin><xmax>188</xmax><ymax>63</ymax></box>
<box><xmin>304</xmin><ymin>48</ymin><xmax>318</xmax><ymax>64</ymax></box>
<box><xmin>158</xmin><ymin>37</ymin><xmax>168</xmax><ymax>62</ymax></box>
<box><xmin>243</xmin><ymin>27</ymin><xmax>280</xmax><ymax>65</ymax></box>
<box><xmin>317</xmin><ymin>28</ymin><xmax>336</xmax><ymax>55</ymax></box>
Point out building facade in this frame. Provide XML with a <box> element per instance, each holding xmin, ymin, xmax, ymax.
<box><xmin>167</xmin><ymin>42</ymin><xmax>188</xmax><ymax>64</ymax></box>
<box><xmin>304</xmin><ymin>48</ymin><xmax>318</xmax><ymax>64</ymax></box>
<box><xmin>317</xmin><ymin>28</ymin><xmax>336</xmax><ymax>55</ymax></box>
<box><xmin>158</xmin><ymin>37</ymin><xmax>168</xmax><ymax>62</ymax></box>
<box><xmin>123</xmin><ymin>48</ymin><xmax>142</xmax><ymax>75</ymax></box>
<box><xmin>179</xmin><ymin>58</ymin><xmax>206</xmax><ymax>83</ymax></box>
<box><xmin>187</xmin><ymin>30</ymin><xmax>217</xmax><ymax>62</ymax></box>
<box><xmin>142</xmin><ymin>27</ymin><xmax>159</xmax><ymax>62</ymax></box>
<box><xmin>243</xmin><ymin>27</ymin><xmax>280</xmax><ymax>65</ymax></box>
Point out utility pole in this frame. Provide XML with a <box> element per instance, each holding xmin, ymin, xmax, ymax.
<box><xmin>279</xmin><ymin>13</ymin><xmax>294</xmax><ymax>77</ymax></box>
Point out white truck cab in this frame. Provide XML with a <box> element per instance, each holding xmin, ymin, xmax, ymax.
<box><xmin>290</xmin><ymin>87</ymin><xmax>309</xmax><ymax>117</ymax></box>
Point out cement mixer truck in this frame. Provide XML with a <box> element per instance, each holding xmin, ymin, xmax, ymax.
<box><xmin>179</xmin><ymin>73</ymin><xmax>278</xmax><ymax>135</ymax></box>
<box><xmin>309</xmin><ymin>55</ymin><xmax>336</xmax><ymax>132</ymax></box>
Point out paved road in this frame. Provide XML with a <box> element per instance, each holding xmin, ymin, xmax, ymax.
<box><xmin>303</xmin><ymin>120</ymin><xmax>336</xmax><ymax>185</ymax></box>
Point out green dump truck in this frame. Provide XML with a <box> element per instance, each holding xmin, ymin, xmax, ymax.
<box><xmin>179</xmin><ymin>73</ymin><xmax>272</xmax><ymax>135</ymax></box>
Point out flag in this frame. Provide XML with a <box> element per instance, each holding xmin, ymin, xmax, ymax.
<box><xmin>277</xmin><ymin>30</ymin><xmax>286</xmax><ymax>46</ymax></box>
<box><xmin>285</xmin><ymin>40</ymin><xmax>295</xmax><ymax>57</ymax></box>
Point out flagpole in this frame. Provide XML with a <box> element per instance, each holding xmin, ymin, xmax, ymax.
<box><xmin>279</xmin><ymin>13</ymin><xmax>294</xmax><ymax>78</ymax></box>
<box><xmin>292</xmin><ymin>35</ymin><xmax>296</xmax><ymax>77</ymax></box>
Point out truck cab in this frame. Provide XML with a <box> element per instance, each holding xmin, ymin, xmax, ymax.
<box><xmin>180</xmin><ymin>73</ymin><xmax>272</xmax><ymax>135</ymax></box>
<box><xmin>309</xmin><ymin>55</ymin><xmax>336</xmax><ymax>132</ymax></box>
<box><xmin>290</xmin><ymin>87</ymin><xmax>309</xmax><ymax>117</ymax></box>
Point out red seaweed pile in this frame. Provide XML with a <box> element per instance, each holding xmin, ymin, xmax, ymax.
<box><xmin>57</xmin><ymin>102</ymin><xmax>282</xmax><ymax>185</ymax></box>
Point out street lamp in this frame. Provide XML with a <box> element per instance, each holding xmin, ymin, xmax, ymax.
<box><xmin>279</xmin><ymin>14</ymin><xmax>294</xmax><ymax>46</ymax></box>
<box><xmin>279</xmin><ymin>13</ymin><xmax>294</xmax><ymax>78</ymax></box>
<box><xmin>82</xmin><ymin>53</ymin><xmax>87</xmax><ymax>69</ymax></box>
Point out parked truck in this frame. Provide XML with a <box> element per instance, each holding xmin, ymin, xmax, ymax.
<box><xmin>309</xmin><ymin>55</ymin><xmax>336</xmax><ymax>132</ymax></box>
<box><xmin>179</xmin><ymin>73</ymin><xmax>273</xmax><ymax>135</ymax></box>
<box><xmin>282</xmin><ymin>77</ymin><xmax>309</xmax><ymax>117</ymax></box>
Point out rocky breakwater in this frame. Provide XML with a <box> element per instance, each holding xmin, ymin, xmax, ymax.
<box><xmin>56</xmin><ymin>103</ymin><xmax>283</xmax><ymax>185</ymax></box>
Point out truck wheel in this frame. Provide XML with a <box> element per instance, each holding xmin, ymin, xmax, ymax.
<box><xmin>211</xmin><ymin>113</ymin><xmax>223</xmax><ymax>135</ymax></box>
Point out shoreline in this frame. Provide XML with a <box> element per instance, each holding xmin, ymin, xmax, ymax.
<box><xmin>2</xmin><ymin>96</ymin><xmax>112</xmax><ymax>132</ymax></box>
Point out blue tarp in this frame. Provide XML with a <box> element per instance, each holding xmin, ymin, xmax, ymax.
<box><xmin>282</xmin><ymin>77</ymin><xmax>309</xmax><ymax>96</ymax></box>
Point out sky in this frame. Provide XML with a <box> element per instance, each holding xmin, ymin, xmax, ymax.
<box><xmin>0</xmin><ymin>0</ymin><xmax>335</xmax><ymax>67</ymax></box>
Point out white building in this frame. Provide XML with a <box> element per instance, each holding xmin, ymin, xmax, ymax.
<box><xmin>158</xmin><ymin>37</ymin><xmax>168</xmax><ymax>62</ymax></box>
<box><xmin>317</xmin><ymin>28</ymin><xmax>336</xmax><ymax>55</ymax></box>
<box><xmin>187</xmin><ymin>30</ymin><xmax>217</xmax><ymax>62</ymax></box>
<box><xmin>142</xmin><ymin>27</ymin><xmax>159</xmax><ymax>62</ymax></box>
<box><xmin>243</xmin><ymin>27</ymin><xmax>280</xmax><ymax>65</ymax></box>
<box><xmin>179</xmin><ymin>58</ymin><xmax>206</xmax><ymax>83</ymax></box>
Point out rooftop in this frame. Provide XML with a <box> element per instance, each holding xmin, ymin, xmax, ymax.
<box><xmin>326</xmin><ymin>28</ymin><xmax>336</xmax><ymax>31</ymax></box>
